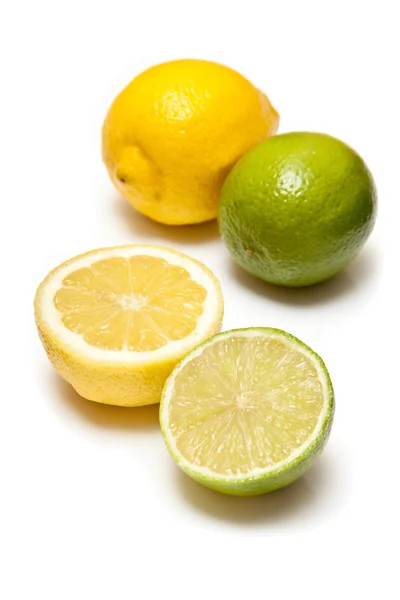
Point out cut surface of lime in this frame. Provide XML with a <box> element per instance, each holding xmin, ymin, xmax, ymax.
<box><xmin>160</xmin><ymin>328</ymin><xmax>334</xmax><ymax>495</ymax></box>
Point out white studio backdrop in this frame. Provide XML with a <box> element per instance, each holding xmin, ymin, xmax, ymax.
<box><xmin>0</xmin><ymin>1</ymin><xmax>398</xmax><ymax>599</ymax></box>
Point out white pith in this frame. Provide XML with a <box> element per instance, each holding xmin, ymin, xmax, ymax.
<box><xmin>38</xmin><ymin>246</ymin><xmax>222</xmax><ymax>365</ymax></box>
<box><xmin>161</xmin><ymin>329</ymin><xmax>331</xmax><ymax>481</ymax></box>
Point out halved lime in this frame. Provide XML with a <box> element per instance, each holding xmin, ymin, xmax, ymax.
<box><xmin>160</xmin><ymin>328</ymin><xmax>334</xmax><ymax>496</ymax></box>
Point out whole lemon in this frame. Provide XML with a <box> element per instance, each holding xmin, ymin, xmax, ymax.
<box><xmin>219</xmin><ymin>132</ymin><xmax>377</xmax><ymax>287</ymax></box>
<box><xmin>102</xmin><ymin>59</ymin><xmax>279</xmax><ymax>225</ymax></box>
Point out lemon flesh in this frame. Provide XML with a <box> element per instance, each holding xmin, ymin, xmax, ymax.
<box><xmin>160</xmin><ymin>328</ymin><xmax>334</xmax><ymax>495</ymax></box>
<box><xmin>34</xmin><ymin>246</ymin><xmax>223</xmax><ymax>406</ymax></box>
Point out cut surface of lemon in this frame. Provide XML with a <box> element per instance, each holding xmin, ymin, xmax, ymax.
<box><xmin>160</xmin><ymin>328</ymin><xmax>334</xmax><ymax>495</ymax></box>
<box><xmin>34</xmin><ymin>245</ymin><xmax>223</xmax><ymax>406</ymax></box>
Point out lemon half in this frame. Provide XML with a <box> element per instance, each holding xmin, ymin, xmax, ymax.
<box><xmin>34</xmin><ymin>245</ymin><xmax>223</xmax><ymax>406</ymax></box>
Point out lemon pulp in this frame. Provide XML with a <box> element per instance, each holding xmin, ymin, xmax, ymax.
<box><xmin>54</xmin><ymin>255</ymin><xmax>206</xmax><ymax>352</ymax></box>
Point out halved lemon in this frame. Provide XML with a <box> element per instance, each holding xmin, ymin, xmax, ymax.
<box><xmin>34</xmin><ymin>245</ymin><xmax>223</xmax><ymax>406</ymax></box>
<box><xmin>160</xmin><ymin>328</ymin><xmax>334</xmax><ymax>495</ymax></box>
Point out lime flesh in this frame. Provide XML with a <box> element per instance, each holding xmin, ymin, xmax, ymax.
<box><xmin>160</xmin><ymin>328</ymin><xmax>334</xmax><ymax>496</ymax></box>
<box><xmin>218</xmin><ymin>132</ymin><xmax>377</xmax><ymax>287</ymax></box>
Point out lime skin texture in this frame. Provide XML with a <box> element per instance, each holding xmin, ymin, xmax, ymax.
<box><xmin>218</xmin><ymin>132</ymin><xmax>377</xmax><ymax>287</ymax></box>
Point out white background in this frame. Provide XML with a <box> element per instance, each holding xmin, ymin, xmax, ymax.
<box><xmin>1</xmin><ymin>1</ymin><xmax>399</xmax><ymax>598</ymax></box>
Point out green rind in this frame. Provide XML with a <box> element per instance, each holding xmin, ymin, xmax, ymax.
<box><xmin>160</xmin><ymin>327</ymin><xmax>335</xmax><ymax>496</ymax></box>
<box><xmin>218</xmin><ymin>132</ymin><xmax>377</xmax><ymax>287</ymax></box>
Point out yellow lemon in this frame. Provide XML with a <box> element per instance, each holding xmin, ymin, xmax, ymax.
<box><xmin>102</xmin><ymin>59</ymin><xmax>279</xmax><ymax>225</ymax></box>
<box><xmin>34</xmin><ymin>245</ymin><xmax>223</xmax><ymax>406</ymax></box>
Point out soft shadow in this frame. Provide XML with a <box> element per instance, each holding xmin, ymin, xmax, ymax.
<box><xmin>112</xmin><ymin>195</ymin><xmax>219</xmax><ymax>244</ymax></box>
<box><xmin>175</xmin><ymin>455</ymin><xmax>337</xmax><ymax>526</ymax></box>
<box><xmin>229</xmin><ymin>244</ymin><xmax>380</xmax><ymax>307</ymax></box>
<box><xmin>51</xmin><ymin>375</ymin><xmax>160</xmax><ymax>431</ymax></box>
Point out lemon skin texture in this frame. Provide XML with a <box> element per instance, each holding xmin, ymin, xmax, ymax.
<box><xmin>102</xmin><ymin>59</ymin><xmax>279</xmax><ymax>225</ymax></box>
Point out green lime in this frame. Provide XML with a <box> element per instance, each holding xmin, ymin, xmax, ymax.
<box><xmin>160</xmin><ymin>328</ymin><xmax>334</xmax><ymax>496</ymax></box>
<box><xmin>218</xmin><ymin>132</ymin><xmax>377</xmax><ymax>287</ymax></box>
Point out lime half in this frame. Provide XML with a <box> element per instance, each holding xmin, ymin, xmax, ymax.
<box><xmin>160</xmin><ymin>328</ymin><xmax>334</xmax><ymax>496</ymax></box>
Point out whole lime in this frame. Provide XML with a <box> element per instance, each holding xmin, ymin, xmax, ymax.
<box><xmin>218</xmin><ymin>132</ymin><xmax>377</xmax><ymax>287</ymax></box>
